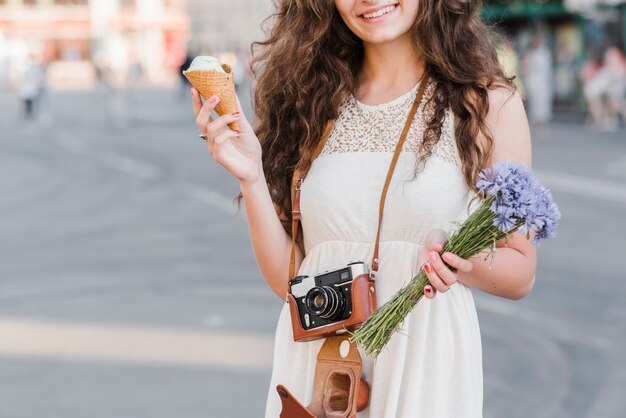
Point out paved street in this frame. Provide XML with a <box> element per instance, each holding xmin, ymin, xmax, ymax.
<box><xmin>0</xmin><ymin>84</ymin><xmax>625</xmax><ymax>418</ymax></box>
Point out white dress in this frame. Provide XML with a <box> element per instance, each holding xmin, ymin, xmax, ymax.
<box><xmin>265</xmin><ymin>80</ymin><xmax>483</xmax><ymax>418</ymax></box>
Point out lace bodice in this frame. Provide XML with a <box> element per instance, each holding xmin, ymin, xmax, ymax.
<box><xmin>320</xmin><ymin>80</ymin><xmax>460</xmax><ymax>166</ymax></box>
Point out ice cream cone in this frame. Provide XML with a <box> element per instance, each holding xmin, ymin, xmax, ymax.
<box><xmin>183</xmin><ymin>64</ymin><xmax>239</xmax><ymax>131</ymax></box>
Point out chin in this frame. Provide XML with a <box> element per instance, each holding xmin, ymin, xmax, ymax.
<box><xmin>349</xmin><ymin>15</ymin><xmax>415</xmax><ymax>45</ymax></box>
<box><xmin>360</xmin><ymin>30</ymin><xmax>409</xmax><ymax>45</ymax></box>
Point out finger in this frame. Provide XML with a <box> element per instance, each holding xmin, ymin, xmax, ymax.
<box><xmin>214</xmin><ymin>129</ymin><xmax>240</xmax><ymax>146</ymax></box>
<box><xmin>424</xmin><ymin>285</ymin><xmax>436</xmax><ymax>299</ymax></box>
<box><xmin>205</xmin><ymin>112</ymin><xmax>241</xmax><ymax>139</ymax></box>
<box><xmin>211</xmin><ymin>130</ymin><xmax>239</xmax><ymax>161</ymax></box>
<box><xmin>424</xmin><ymin>229</ymin><xmax>448</xmax><ymax>252</ymax></box>
<box><xmin>423</xmin><ymin>260</ymin><xmax>449</xmax><ymax>293</ymax></box>
<box><xmin>203</xmin><ymin>134</ymin><xmax>215</xmax><ymax>157</ymax></box>
<box><xmin>428</xmin><ymin>251</ymin><xmax>458</xmax><ymax>287</ymax></box>
<box><xmin>196</xmin><ymin>95</ymin><xmax>219</xmax><ymax>132</ymax></box>
<box><xmin>441</xmin><ymin>252</ymin><xmax>473</xmax><ymax>273</ymax></box>
<box><xmin>191</xmin><ymin>88</ymin><xmax>203</xmax><ymax>117</ymax></box>
<box><xmin>235</xmin><ymin>95</ymin><xmax>251</xmax><ymax>130</ymax></box>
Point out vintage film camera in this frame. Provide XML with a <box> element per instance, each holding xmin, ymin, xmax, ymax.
<box><xmin>287</xmin><ymin>261</ymin><xmax>377</xmax><ymax>342</ymax></box>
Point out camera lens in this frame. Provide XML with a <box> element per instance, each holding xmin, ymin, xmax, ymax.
<box><xmin>305</xmin><ymin>286</ymin><xmax>345</xmax><ymax>319</ymax></box>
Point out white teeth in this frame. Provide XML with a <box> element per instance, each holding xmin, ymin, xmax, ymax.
<box><xmin>362</xmin><ymin>5</ymin><xmax>396</xmax><ymax>19</ymax></box>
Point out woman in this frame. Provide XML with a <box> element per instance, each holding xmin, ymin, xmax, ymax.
<box><xmin>191</xmin><ymin>1</ymin><xmax>536</xmax><ymax>416</ymax></box>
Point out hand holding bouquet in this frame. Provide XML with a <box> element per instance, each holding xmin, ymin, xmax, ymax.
<box><xmin>350</xmin><ymin>161</ymin><xmax>561</xmax><ymax>356</ymax></box>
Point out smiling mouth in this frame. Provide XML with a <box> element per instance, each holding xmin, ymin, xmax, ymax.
<box><xmin>360</xmin><ymin>4</ymin><xmax>398</xmax><ymax>20</ymax></box>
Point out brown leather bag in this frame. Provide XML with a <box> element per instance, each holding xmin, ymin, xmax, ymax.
<box><xmin>276</xmin><ymin>336</ymin><xmax>369</xmax><ymax>418</ymax></box>
<box><xmin>287</xmin><ymin>76</ymin><xmax>430</xmax><ymax>343</ymax></box>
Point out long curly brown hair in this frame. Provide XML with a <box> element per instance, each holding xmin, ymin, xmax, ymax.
<box><xmin>240</xmin><ymin>0</ymin><xmax>513</xmax><ymax>240</ymax></box>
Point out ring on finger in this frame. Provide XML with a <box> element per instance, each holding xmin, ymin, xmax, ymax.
<box><xmin>199</xmin><ymin>133</ymin><xmax>208</xmax><ymax>141</ymax></box>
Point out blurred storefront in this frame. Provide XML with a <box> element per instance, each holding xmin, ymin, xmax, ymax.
<box><xmin>483</xmin><ymin>0</ymin><xmax>626</xmax><ymax>111</ymax></box>
<box><xmin>184</xmin><ymin>0</ymin><xmax>272</xmax><ymax>56</ymax></box>
<box><xmin>0</xmin><ymin>0</ymin><xmax>190</xmax><ymax>90</ymax></box>
<box><xmin>183</xmin><ymin>0</ymin><xmax>274</xmax><ymax>86</ymax></box>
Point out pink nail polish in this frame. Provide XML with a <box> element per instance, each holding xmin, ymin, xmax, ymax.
<box><xmin>233</xmin><ymin>130</ymin><xmax>240</xmax><ymax>134</ymax></box>
<box><xmin>232</xmin><ymin>112</ymin><xmax>240</xmax><ymax>117</ymax></box>
<box><xmin>429</xmin><ymin>251</ymin><xmax>438</xmax><ymax>260</ymax></box>
<box><xmin>442</xmin><ymin>253</ymin><xmax>452</xmax><ymax>262</ymax></box>
<box><xmin>209</xmin><ymin>95</ymin><xmax>218</xmax><ymax>104</ymax></box>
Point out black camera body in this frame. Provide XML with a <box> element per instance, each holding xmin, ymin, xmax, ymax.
<box><xmin>289</xmin><ymin>261</ymin><xmax>369</xmax><ymax>332</ymax></box>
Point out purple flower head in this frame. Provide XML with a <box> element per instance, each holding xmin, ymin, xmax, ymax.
<box><xmin>529</xmin><ymin>186</ymin><xmax>561</xmax><ymax>244</ymax></box>
<box><xmin>492</xmin><ymin>205</ymin><xmax>516</xmax><ymax>233</ymax></box>
<box><xmin>478</xmin><ymin>161</ymin><xmax>560</xmax><ymax>244</ymax></box>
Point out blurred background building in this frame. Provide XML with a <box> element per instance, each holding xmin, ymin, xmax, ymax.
<box><xmin>0</xmin><ymin>0</ymin><xmax>276</xmax><ymax>91</ymax></box>
<box><xmin>0</xmin><ymin>0</ymin><xmax>624</xmax><ymax>126</ymax></box>
<box><xmin>484</xmin><ymin>0</ymin><xmax>626</xmax><ymax>115</ymax></box>
<box><xmin>185</xmin><ymin>0</ymin><xmax>272</xmax><ymax>56</ymax></box>
<box><xmin>0</xmin><ymin>0</ymin><xmax>190</xmax><ymax>89</ymax></box>
<box><xmin>182</xmin><ymin>0</ymin><xmax>274</xmax><ymax>89</ymax></box>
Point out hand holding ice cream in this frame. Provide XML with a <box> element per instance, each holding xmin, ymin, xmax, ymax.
<box><xmin>183</xmin><ymin>56</ymin><xmax>239</xmax><ymax>130</ymax></box>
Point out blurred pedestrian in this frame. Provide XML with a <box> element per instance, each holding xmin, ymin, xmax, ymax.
<box><xmin>603</xmin><ymin>47</ymin><xmax>626</xmax><ymax>128</ymax></box>
<box><xmin>554</xmin><ymin>38</ymin><xmax>577</xmax><ymax>103</ymax></box>
<box><xmin>19</xmin><ymin>54</ymin><xmax>46</xmax><ymax>121</ymax></box>
<box><xmin>127</xmin><ymin>55</ymin><xmax>143</xmax><ymax>85</ymax></box>
<box><xmin>497</xmin><ymin>36</ymin><xmax>525</xmax><ymax>99</ymax></box>
<box><xmin>37</xmin><ymin>60</ymin><xmax>53</xmax><ymax>126</ymax></box>
<box><xmin>178</xmin><ymin>52</ymin><xmax>193</xmax><ymax>100</ymax></box>
<box><xmin>581</xmin><ymin>50</ymin><xmax>605</xmax><ymax>129</ymax></box>
<box><xmin>523</xmin><ymin>34</ymin><xmax>553</xmax><ymax>125</ymax></box>
<box><xmin>583</xmin><ymin>46</ymin><xmax>626</xmax><ymax>131</ymax></box>
<box><xmin>94</xmin><ymin>62</ymin><xmax>116</xmax><ymax>125</ymax></box>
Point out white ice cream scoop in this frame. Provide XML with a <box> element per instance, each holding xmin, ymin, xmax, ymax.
<box><xmin>187</xmin><ymin>56</ymin><xmax>227</xmax><ymax>74</ymax></box>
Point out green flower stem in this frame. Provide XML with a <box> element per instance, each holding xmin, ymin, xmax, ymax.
<box><xmin>350</xmin><ymin>271</ymin><xmax>430</xmax><ymax>356</ymax></box>
<box><xmin>350</xmin><ymin>197</ymin><xmax>528</xmax><ymax>356</ymax></box>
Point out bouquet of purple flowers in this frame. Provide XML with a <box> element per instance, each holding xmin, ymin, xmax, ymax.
<box><xmin>350</xmin><ymin>161</ymin><xmax>561</xmax><ymax>356</ymax></box>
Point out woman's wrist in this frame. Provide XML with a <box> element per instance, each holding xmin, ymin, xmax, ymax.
<box><xmin>239</xmin><ymin>166</ymin><xmax>266</xmax><ymax>195</ymax></box>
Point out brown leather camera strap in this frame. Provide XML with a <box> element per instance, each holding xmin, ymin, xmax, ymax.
<box><xmin>289</xmin><ymin>76</ymin><xmax>429</xmax><ymax>283</ymax></box>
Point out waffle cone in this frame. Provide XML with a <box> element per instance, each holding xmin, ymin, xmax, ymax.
<box><xmin>183</xmin><ymin>64</ymin><xmax>239</xmax><ymax>131</ymax></box>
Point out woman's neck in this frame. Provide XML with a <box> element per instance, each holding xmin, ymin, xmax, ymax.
<box><xmin>357</xmin><ymin>35</ymin><xmax>425</xmax><ymax>105</ymax></box>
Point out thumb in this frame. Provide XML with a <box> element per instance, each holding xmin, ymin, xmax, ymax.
<box><xmin>424</xmin><ymin>229</ymin><xmax>449</xmax><ymax>253</ymax></box>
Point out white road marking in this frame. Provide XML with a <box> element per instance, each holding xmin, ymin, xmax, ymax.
<box><xmin>54</xmin><ymin>131</ymin><xmax>241</xmax><ymax>214</ymax></box>
<box><xmin>182</xmin><ymin>184</ymin><xmax>241</xmax><ymax>215</ymax></box>
<box><xmin>204</xmin><ymin>314</ymin><xmax>226</xmax><ymax>328</ymax></box>
<box><xmin>603</xmin><ymin>154</ymin><xmax>626</xmax><ymax>178</ymax></box>
<box><xmin>0</xmin><ymin>318</ymin><xmax>273</xmax><ymax>371</ymax></box>
<box><xmin>55</xmin><ymin>132</ymin><xmax>88</xmax><ymax>154</ymax></box>
<box><xmin>100</xmin><ymin>152</ymin><xmax>161</xmax><ymax>180</ymax></box>
<box><xmin>475</xmin><ymin>295</ymin><xmax>611</xmax><ymax>350</ymax></box>
<box><xmin>535</xmin><ymin>169</ymin><xmax>626</xmax><ymax>203</ymax></box>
